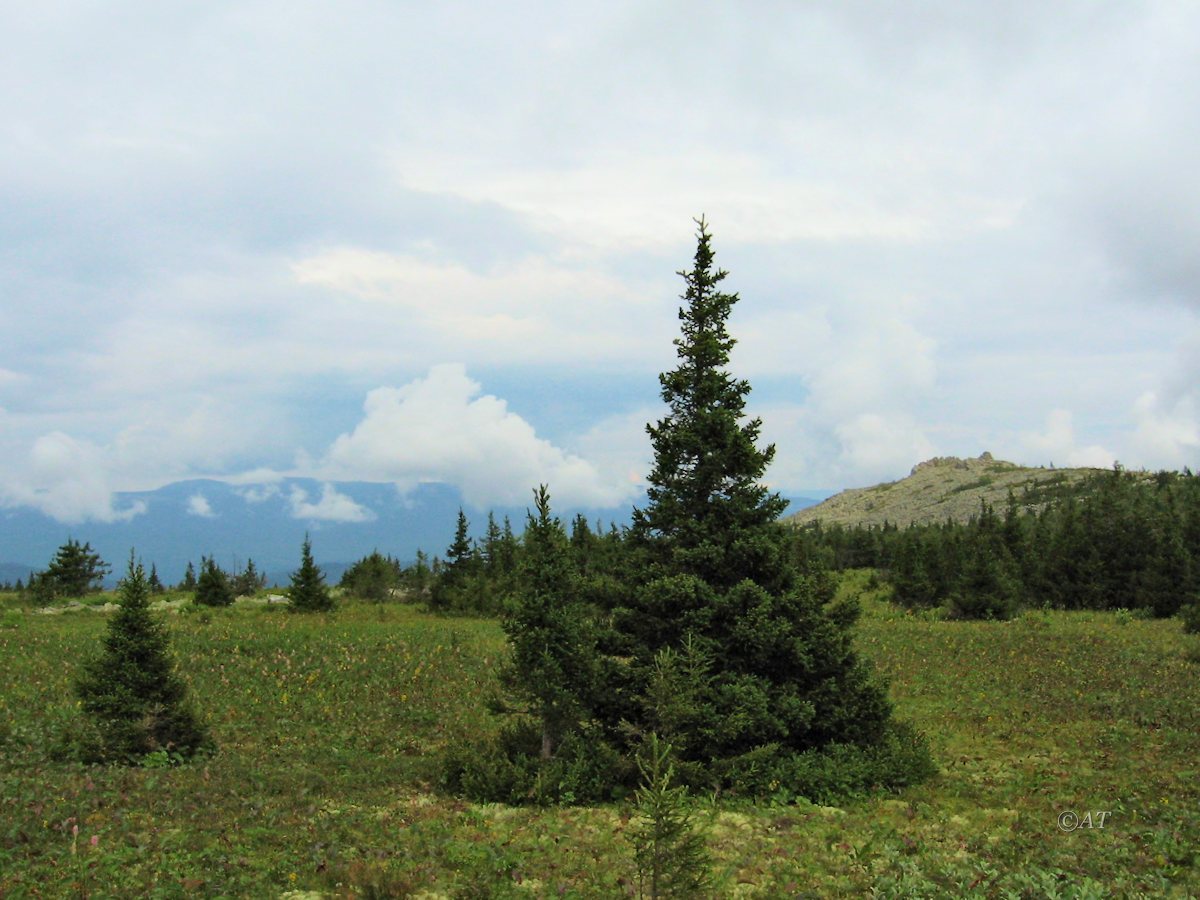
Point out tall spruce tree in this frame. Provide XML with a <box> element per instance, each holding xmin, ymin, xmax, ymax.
<box><xmin>74</xmin><ymin>556</ymin><xmax>210</xmax><ymax>762</ymax></box>
<box><xmin>617</xmin><ymin>218</ymin><xmax>929</xmax><ymax>794</ymax></box>
<box><xmin>290</xmin><ymin>535</ymin><xmax>334</xmax><ymax>612</ymax></box>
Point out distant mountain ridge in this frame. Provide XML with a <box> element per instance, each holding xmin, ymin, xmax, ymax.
<box><xmin>1</xmin><ymin>478</ymin><xmax>823</xmax><ymax>587</ymax></box>
<box><xmin>786</xmin><ymin>453</ymin><xmax>1106</xmax><ymax>529</ymax></box>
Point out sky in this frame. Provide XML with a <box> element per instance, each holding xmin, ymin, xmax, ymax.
<box><xmin>2</xmin><ymin>1</ymin><xmax>1199</xmax><ymax>526</ymax></box>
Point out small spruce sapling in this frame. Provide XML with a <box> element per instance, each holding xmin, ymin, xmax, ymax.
<box><xmin>74</xmin><ymin>555</ymin><xmax>210</xmax><ymax>763</ymax></box>
<box><xmin>629</xmin><ymin>734</ymin><xmax>715</xmax><ymax>899</ymax></box>
<box><xmin>290</xmin><ymin>535</ymin><xmax>334</xmax><ymax>612</ymax></box>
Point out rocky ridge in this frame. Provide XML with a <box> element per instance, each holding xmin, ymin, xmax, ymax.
<box><xmin>785</xmin><ymin>453</ymin><xmax>1105</xmax><ymax>529</ymax></box>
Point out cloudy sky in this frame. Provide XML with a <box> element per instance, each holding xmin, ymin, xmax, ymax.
<box><xmin>2</xmin><ymin>1</ymin><xmax>1198</xmax><ymax>525</ymax></box>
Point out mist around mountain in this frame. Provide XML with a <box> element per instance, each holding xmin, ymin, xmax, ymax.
<box><xmin>1</xmin><ymin>479</ymin><xmax>825</xmax><ymax>587</ymax></box>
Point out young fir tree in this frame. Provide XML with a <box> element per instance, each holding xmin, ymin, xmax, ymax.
<box><xmin>629</xmin><ymin>734</ymin><xmax>715</xmax><ymax>899</ymax></box>
<box><xmin>290</xmin><ymin>535</ymin><xmax>333</xmax><ymax>612</ymax></box>
<box><xmin>447</xmin><ymin>508</ymin><xmax>474</xmax><ymax>575</ymax></box>
<box><xmin>147</xmin><ymin>562</ymin><xmax>166</xmax><ymax>595</ymax></box>
<box><xmin>194</xmin><ymin>556</ymin><xmax>234</xmax><ymax>607</ymax></box>
<box><xmin>180</xmin><ymin>560</ymin><xmax>197</xmax><ymax>591</ymax></box>
<box><xmin>230</xmin><ymin>558</ymin><xmax>265</xmax><ymax>597</ymax></box>
<box><xmin>617</xmin><ymin>218</ymin><xmax>930</xmax><ymax>794</ymax></box>
<box><xmin>74</xmin><ymin>556</ymin><xmax>210</xmax><ymax>762</ymax></box>
<box><xmin>500</xmin><ymin>486</ymin><xmax>600</xmax><ymax>760</ymax></box>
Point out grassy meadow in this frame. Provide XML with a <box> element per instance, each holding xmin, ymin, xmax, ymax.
<box><xmin>1</xmin><ymin>572</ymin><xmax>1197</xmax><ymax>897</ymax></box>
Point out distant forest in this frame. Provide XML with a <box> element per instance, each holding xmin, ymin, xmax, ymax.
<box><xmin>327</xmin><ymin>463</ymin><xmax>1200</xmax><ymax>628</ymax></box>
<box><xmin>796</xmin><ymin>465</ymin><xmax>1199</xmax><ymax>620</ymax></box>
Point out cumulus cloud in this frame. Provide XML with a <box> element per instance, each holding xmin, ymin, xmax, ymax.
<box><xmin>835</xmin><ymin>413</ymin><xmax>936</xmax><ymax>481</ymax></box>
<box><xmin>186</xmin><ymin>494</ymin><xmax>216</xmax><ymax>518</ymax></box>
<box><xmin>320</xmin><ymin>365</ymin><xmax>636</xmax><ymax>508</ymax></box>
<box><xmin>0</xmin><ymin>432</ymin><xmax>146</xmax><ymax>524</ymax></box>
<box><xmin>288</xmin><ymin>484</ymin><xmax>376</xmax><ymax>523</ymax></box>
<box><xmin>744</xmin><ymin>313</ymin><xmax>940</xmax><ymax>488</ymax></box>
<box><xmin>1021</xmin><ymin>410</ymin><xmax>1115</xmax><ymax>469</ymax></box>
<box><xmin>1131</xmin><ymin>392</ymin><xmax>1199</xmax><ymax>470</ymax></box>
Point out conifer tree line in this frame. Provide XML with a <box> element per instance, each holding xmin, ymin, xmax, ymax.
<box><xmin>798</xmin><ymin>466</ymin><xmax>1200</xmax><ymax>620</ymax></box>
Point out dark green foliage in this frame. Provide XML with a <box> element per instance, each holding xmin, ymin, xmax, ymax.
<box><xmin>890</xmin><ymin>529</ymin><xmax>943</xmax><ymax>609</ymax></box>
<box><xmin>429</xmin><ymin>508</ymin><xmax>482</xmax><ymax>612</ymax></box>
<box><xmin>425</xmin><ymin>508</ymin><xmax>525</xmax><ymax>615</ymax></box>
<box><xmin>194</xmin><ymin>557</ymin><xmax>234</xmax><ymax>607</ymax></box>
<box><xmin>447</xmin><ymin>509</ymin><xmax>474</xmax><ymax>573</ymax></box>
<box><xmin>340</xmin><ymin>550</ymin><xmax>403</xmax><ymax>601</ymax></box>
<box><xmin>230</xmin><ymin>558</ymin><xmax>266</xmax><ymax>598</ymax></box>
<box><xmin>31</xmin><ymin>539</ymin><xmax>110</xmax><ymax>601</ymax></box>
<box><xmin>290</xmin><ymin>536</ymin><xmax>333</xmax><ymax>612</ymax></box>
<box><xmin>443</xmin><ymin>488</ymin><xmax>615</xmax><ymax>802</ymax></box>
<box><xmin>718</xmin><ymin>719</ymin><xmax>940</xmax><ymax>805</ymax></box>
<box><xmin>147</xmin><ymin>563</ymin><xmax>166</xmax><ymax>595</ymax></box>
<box><xmin>1181</xmin><ymin>601</ymin><xmax>1200</xmax><ymax>635</ymax></box>
<box><xmin>441</xmin><ymin>220</ymin><xmax>932</xmax><ymax>805</ymax></box>
<box><xmin>499</xmin><ymin>486</ymin><xmax>601</xmax><ymax>761</ymax></box>
<box><xmin>72</xmin><ymin>557</ymin><xmax>210</xmax><ymax>763</ymax></box>
<box><xmin>405</xmin><ymin>549</ymin><xmax>434</xmax><ymax>599</ymax></box>
<box><xmin>947</xmin><ymin>505</ymin><xmax>1022</xmax><ymax>620</ymax></box>
<box><xmin>810</xmin><ymin>466</ymin><xmax>1200</xmax><ymax>619</ymax></box>
<box><xmin>631</xmin><ymin>220</ymin><xmax>788</xmax><ymax>592</ymax></box>
<box><xmin>629</xmin><ymin>735</ymin><xmax>714</xmax><ymax>899</ymax></box>
<box><xmin>612</xmin><ymin>219</ymin><xmax>917</xmax><ymax>795</ymax></box>
<box><xmin>180</xmin><ymin>560</ymin><xmax>197</xmax><ymax>591</ymax></box>
<box><xmin>442</xmin><ymin>719</ymin><xmax>628</xmax><ymax>806</ymax></box>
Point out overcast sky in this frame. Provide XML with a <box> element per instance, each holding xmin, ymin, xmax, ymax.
<box><xmin>2</xmin><ymin>1</ymin><xmax>1198</xmax><ymax>525</ymax></box>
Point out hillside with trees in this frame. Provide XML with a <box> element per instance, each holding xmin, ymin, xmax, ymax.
<box><xmin>795</xmin><ymin>464</ymin><xmax>1200</xmax><ymax>621</ymax></box>
<box><xmin>787</xmin><ymin>452</ymin><xmax>1106</xmax><ymax>529</ymax></box>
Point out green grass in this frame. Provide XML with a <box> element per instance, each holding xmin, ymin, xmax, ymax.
<box><xmin>1</xmin><ymin>577</ymin><xmax>1197</xmax><ymax>896</ymax></box>
<box><xmin>947</xmin><ymin>475</ymin><xmax>995</xmax><ymax>495</ymax></box>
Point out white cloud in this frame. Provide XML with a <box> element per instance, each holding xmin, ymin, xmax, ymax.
<box><xmin>288</xmin><ymin>483</ymin><xmax>376</xmax><ymax>523</ymax></box>
<box><xmin>835</xmin><ymin>413</ymin><xmax>936</xmax><ymax>482</ymax></box>
<box><xmin>570</xmin><ymin>407</ymin><xmax>657</xmax><ymax>493</ymax></box>
<box><xmin>806</xmin><ymin>318</ymin><xmax>937</xmax><ymax>419</ymax></box>
<box><xmin>186</xmin><ymin>493</ymin><xmax>216</xmax><ymax>518</ymax></box>
<box><xmin>1021</xmin><ymin>409</ymin><xmax>1115</xmax><ymax>469</ymax></box>
<box><xmin>235</xmin><ymin>482</ymin><xmax>282</xmax><ymax>503</ymax></box>
<box><xmin>291</xmin><ymin>249</ymin><xmax>669</xmax><ymax>368</ymax></box>
<box><xmin>1131</xmin><ymin>392</ymin><xmax>1199</xmax><ymax>470</ymax></box>
<box><xmin>391</xmin><ymin>152</ymin><xmax>945</xmax><ymax>254</ymax></box>
<box><xmin>0</xmin><ymin>0</ymin><xmax>1198</xmax><ymax>512</ymax></box>
<box><xmin>0</xmin><ymin>368</ymin><xmax>28</xmax><ymax>388</ymax></box>
<box><xmin>0</xmin><ymin>432</ymin><xmax>146</xmax><ymax>524</ymax></box>
<box><xmin>320</xmin><ymin>365</ymin><xmax>636</xmax><ymax>508</ymax></box>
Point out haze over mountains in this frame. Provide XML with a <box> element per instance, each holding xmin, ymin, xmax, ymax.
<box><xmin>0</xmin><ymin>479</ymin><xmax>827</xmax><ymax>586</ymax></box>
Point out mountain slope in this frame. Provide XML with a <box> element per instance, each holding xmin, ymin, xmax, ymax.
<box><xmin>786</xmin><ymin>453</ymin><xmax>1105</xmax><ymax>529</ymax></box>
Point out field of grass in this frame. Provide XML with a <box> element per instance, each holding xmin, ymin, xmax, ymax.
<box><xmin>1</xmin><ymin>573</ymin><xmax>1197</xmax><ymax>897</ymax></box>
